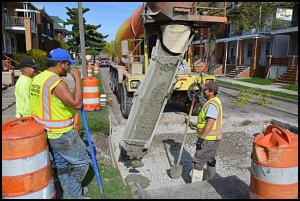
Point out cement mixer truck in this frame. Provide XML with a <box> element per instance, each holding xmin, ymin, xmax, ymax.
<box><xmin>110</xmin><ymin>2</ymin><xmax>227</xmax><ymax>119</ymax></box>
<box><xmin>110</xmin><ymin>2</ymin><xmax>227</xmax><ymax>159</ymax></box>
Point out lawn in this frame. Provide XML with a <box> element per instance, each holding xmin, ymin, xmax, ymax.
<box><xmin>280</xmin><ymin>84</ymin><xmax>298</xmax><ymax>91</ymax></box>
<box><xmin>216</xmin><ymin>79</ymin><xmax>298</xmax><ymax>101</ymax></box>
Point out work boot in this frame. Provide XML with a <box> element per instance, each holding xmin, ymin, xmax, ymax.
<box><xmin>191</xmin><ymin>169</ymin><xmax>203</xmax><ymax>183</ymax></box>
<box><xmin>206</xmin><ymin>166</ymin><xmax>216</xmax><ymax>180</ymax></box>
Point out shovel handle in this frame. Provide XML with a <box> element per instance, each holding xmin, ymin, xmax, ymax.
<box><xmin>177</xmin><ymin>97</ymin><xmax>196</xmax><ymax>165</ymax></box>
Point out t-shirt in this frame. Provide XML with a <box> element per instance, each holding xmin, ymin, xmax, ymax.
<box><xmin>15</xmin><ymin>75</ymin><xmax>32</xmax><ymax>118</ymax></box>
<box><xmin>205</xmin><ymin>104</ymin><xmax>218</xmax><ymax>120</ymax></box>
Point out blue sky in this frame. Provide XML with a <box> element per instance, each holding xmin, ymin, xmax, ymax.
<box><xmin>32</xmin><ymin>2</ymin><xmax>142</xmax><ymax>42</ymax></box>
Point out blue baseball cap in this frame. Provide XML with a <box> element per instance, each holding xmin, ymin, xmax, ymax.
<box><xmin>48</xmin><ymin>48</ymin><xmax>76</xmax><ymax>65</ymax></box>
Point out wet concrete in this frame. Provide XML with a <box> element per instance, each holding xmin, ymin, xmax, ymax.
<box><xmin>120</xmin><ymin>40</ymin><xmax>183</xmax><ymax>159</ymax></box>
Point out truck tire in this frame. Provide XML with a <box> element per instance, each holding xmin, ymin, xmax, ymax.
<box><xmin>120</xmin><ymin>81</ymin><xmax>133</xmax><ymax>119</ymax></box>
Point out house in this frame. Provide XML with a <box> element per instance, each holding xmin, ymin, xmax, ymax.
<box><xmin>2</xmin><ymin>2</ymin><xmax>55</xmax><ymax>54</ymax></box>
<box><xmin>213</xmin><ymin>2</ymin><xmax>298</xmax><ymax>84</ymax></box>
<box><xmin>50</xmin><ymin>15</ymin><xmax>69</xmax><ymax>42</ymax></box>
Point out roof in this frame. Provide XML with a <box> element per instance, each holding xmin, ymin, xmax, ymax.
<box><xmin>215</xmin><ymin>33</ymin><xmax>272</xmax><ymax>43</ymax></box>
<box><xmin>271</xmin><ymin>26</ymin><xmax>298</xmax><ymax>35</ymax></box>
<box><xmin>50</xmin><ymin>16</ymin><xmax>65</xmax><ymax>23</ymax></box>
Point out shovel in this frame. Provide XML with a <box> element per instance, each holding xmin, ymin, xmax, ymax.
<box><xmin>170</xmin><ymin>97</ymin><xmax>196</xmax><ymax>179</ymax></box>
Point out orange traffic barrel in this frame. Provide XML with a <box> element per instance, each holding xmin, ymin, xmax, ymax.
<box><xmin>87</xmin><ymin>65</ymin><xmax>92</xmax><ymax>77</ymax></box>
<box><xmin>94</xmin><ymin>62</ymin><xmax>99</xmax><ymax>75</ymax></box>
<box><xmin>2</xmin><ymin>117</ymin><xmax>56</xmax><ymax>199</ymax></box>
<box><xmin>83</xmin><ymin>76</ymin><xmax>100</xmax><ymax>111</ymax></box>
<box><xmin>249</xmin><ymin>124</ymin><xmax>298</xmax><ymax>199</ymax></box>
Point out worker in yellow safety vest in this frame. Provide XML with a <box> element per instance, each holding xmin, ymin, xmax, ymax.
<box><xmin>15</xmin><ymin>58</ymin><xmax>39</xmax><ymax>118</ymax></box>
<box><xmin>191</xmin><ymin>81</ymin><xmax>222</xmax><ymax>183</ymax></box>
<box><xmin>29</xmin><ymin>48</ymin><xmax>89</xmax><ymax>199</ymax></box>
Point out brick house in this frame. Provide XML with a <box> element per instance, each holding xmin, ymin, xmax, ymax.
<box><xmin>213</xmin><ymin>2</ymin><xmax>298</xmax><ymax>83</ymax></box>
<box><xmin>2</xmin><ymin>2</ymin><xmax>54</xmax><ymax>54</ymax></box>
<box><xmin>50</xmin><ymin>15</ymin><xmax>69</xmax><ymax>42</ymax></box>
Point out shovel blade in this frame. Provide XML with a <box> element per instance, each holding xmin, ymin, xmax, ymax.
<box><xmin>169</xmin><ymin>164</ymin><xmax>183</xmax><ymax>179</ymax></box>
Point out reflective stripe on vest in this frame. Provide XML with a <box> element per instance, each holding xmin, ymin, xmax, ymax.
<box><xmin>196</xmin><ymin>97</ymin><xmax>222</xmax><ymax>140</ymax></box>
<box><xmin>35</xmin><ymin>75</ymin><xmax>74</xmax><ymax>130</ymax></box>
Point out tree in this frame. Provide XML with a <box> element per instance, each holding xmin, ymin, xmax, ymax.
<box><xmin>65</xmin><ymin>6</ymin><xmax>108</xmax><ymax>58</ymax></box>
<box><xmin>203</xmin><ymin>2</ymin><xmax>297</xmax><ymax>73</ymax></box>
<box><xmin>102</xmin><ymin>41</ymin><xmax>115</xmax><ymax>57</ymax></box>
<box><xmin>54</xmin><ymin>39</ymin><xmax>69</xmax><ymax>51</ymax></box>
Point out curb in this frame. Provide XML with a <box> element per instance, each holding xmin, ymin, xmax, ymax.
<box><xmin>219</xmin><ymin>84</ymin><xmax>298</xmax><ymax>104</ymax></box>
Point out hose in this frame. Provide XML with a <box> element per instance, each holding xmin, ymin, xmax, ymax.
<box><xmin>187</xmin><ymin>80</ymin><xmax>202</xmax><ymax>101</ymax></box>
<box><xmin>81</xmin><ymin>106</ymin><xmax>105</xmax><ymax>199</ymax></box>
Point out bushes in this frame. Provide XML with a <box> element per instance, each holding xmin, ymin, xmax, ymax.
<box><xmin>7</xmin><ymin>53</ymin><xmax>48</xmax><ymax>72</ymax></box>
<box><xmin>54</xmin><ymin>39</ymin><xmax>69</xmax><ymax>50</ymax></box>
<box><xmin>28</xmin><ymin>49</ymin><xmax>47</xmax><ymax>57</ymax></box>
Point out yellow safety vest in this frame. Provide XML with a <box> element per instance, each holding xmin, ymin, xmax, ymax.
<box><xmin>196</xmin><ymin>97</ymin><xmax>222</xmax><ymax>140</ymax></box>
<box><xmin>30</xmin><ymin>70</ymin><xmax>75</xmax><ymax>139</ymax></box>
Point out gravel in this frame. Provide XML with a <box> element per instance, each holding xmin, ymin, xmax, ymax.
<box><xmin>114</xmin><ymin>122</ymin><xmax>266</xmax><ymax>190</ymax></box>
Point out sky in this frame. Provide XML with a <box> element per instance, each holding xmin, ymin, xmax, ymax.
<box><xmin>32</xmin><ymin>2</ymin><xmax>143</xmax><ymax>43</ymax></box>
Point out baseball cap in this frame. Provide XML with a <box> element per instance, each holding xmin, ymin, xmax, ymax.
<box><xmin>201</xmin><ymin>81</ymin><xmax>219</xmax><ymax>92</ymax></box>
<box><xmin>47</xmin><ymin>48</ymin><xmax>76</xmax><ymax>65</ymax></box>
<box><xmin>20</xmin><ymin>58</ymin><xmax>40</xmax><ymax>69</ymax></box>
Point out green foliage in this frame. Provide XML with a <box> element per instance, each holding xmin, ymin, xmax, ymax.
<box><xmin>227</xmin><ymin>2</ymin><xmax>297</xmax><ymax>33</ymax></box>
<box><xmin>28</xmin><ymin>49</ymin><xmax>47</xmax><ymax>57</ymax></box>
<box><xmin>54</xmin><ymin>39</ymin><xmax>69</xmax><ymax>50</ymax></box>
<box><xmin>231</xmin><ymin>89</ymin><xmax>279</xmax><ymax>106</ymax></box>
<box><xmin>65</xmin><ymin>6</ymin><xmax>108</xmax><ymax>56</ymax></box>
<box><xmin>102</xmin><ymin>41</ymin><xmax>115</xmax><ymax>57</ymax></box>
<box><xmin>281</xmin><ymin>84</ymin><xmax>298</xmax><ymax>91</ymax></box>
<box><xmin>7</xmin><ymin>53</ymin><xmax>48</xmax><ymax>71</ymax></box>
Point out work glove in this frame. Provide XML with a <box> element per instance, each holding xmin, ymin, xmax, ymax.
<box><xmin>196</xmin><ymin>137</ymin><xmax>205</xmax><ymax>150</ymax></box>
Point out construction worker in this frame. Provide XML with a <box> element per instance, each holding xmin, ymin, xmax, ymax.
<box><xmin>29</xmin><ymin>48</ymin><xmax>90</xmax><ymax>199</ymax></box>
<box><xmin>15</xmin><ymin>58</ymin><xmax>39</xmax><ymax>118</ymax></box>
<box><xmin>191</xmin><ymin>81</ymin><xmax>222</xmax><ymax>182</ymax></box>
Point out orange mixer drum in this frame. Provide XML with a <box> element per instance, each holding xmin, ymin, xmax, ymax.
<box><xmin>2</xmin><ymin>117</ymin><xmax>56</xmax><ymax>199</ymax></box>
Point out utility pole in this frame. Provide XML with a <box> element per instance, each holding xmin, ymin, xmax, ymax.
<box><xmin>78</xmin><ymin>2</ymin><xmax>86</xmax><ymax>78</ymax></box>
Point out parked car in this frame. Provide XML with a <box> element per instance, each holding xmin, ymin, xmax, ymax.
<box><xmin>99</xmin><ymin>58</ymin><xmax>110</xmax><ymax>67</ymax></box>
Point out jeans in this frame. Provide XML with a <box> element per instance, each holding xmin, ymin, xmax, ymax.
<box><xmin>48</xmin><ymin>129</ymin><xmax>90</xmax><ymax>199</ymax></box>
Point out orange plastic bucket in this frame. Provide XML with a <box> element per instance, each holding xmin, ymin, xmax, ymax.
<box><xmin>2</xmin><ymin>117</ymin><xmax>56</xmax><ymax>199</ymax></box>
<box><xmin>83</xmin><ymin>76</ymin><xmax>100</xmax><ymax>111</ymax></box>
<box><xmin>249</xmin><ymin>124</ymin><xmax>298</xmax><ymax>199</ymax></box>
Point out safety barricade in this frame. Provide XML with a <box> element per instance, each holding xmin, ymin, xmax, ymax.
<box><xmin>83</xmin><ymin>76</ymin><xmax>100</xmax><ymax>111</ymax></box>
<box><xmin>94</xmin><ymin>62</ymin><xmax>99</xmax><ymax>75</ymax></box>
<box><xmin>2</xmin><ymin>117</ymin><xmax>56</xmax><ymax>199</ymax></box>
<box><xmin>87</xmin><ymin>65</ymin><xmax>93</xmax><ymax>77</ymax></box>
<box><xmin>249</xmin><ymin>124</ymin><xmax>298</xmax><ymax>199</ymax></box>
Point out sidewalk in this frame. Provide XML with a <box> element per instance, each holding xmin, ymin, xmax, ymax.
<box><xmin>216</xmin><ymin>77</ymin><xmax>298</xmax><ymax>96</ymax></box>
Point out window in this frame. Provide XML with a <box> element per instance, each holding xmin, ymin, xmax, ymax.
<box><xmin>7</xmin><ymin>34</ymin><xmax>11</xmax><ymax>53</ymax></box>
<box><xmin>2</xmin><ymin>33</ymin><xmax>6</xmax><ymax>53</ymax></box>
<box><xmin>247</xmin><ymin>43</ymin><xmax>253</xmax><ymax>57</ymax></box>
<box><xmin>266</xmin><ymin>42</ymin><xmax>271</xmax><ymax>55</ymax></box>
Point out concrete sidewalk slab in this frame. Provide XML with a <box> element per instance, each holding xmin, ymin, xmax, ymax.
<box><xmin>217</xmin><ymin>77</ymin><xmax>298</xmax><ymax>96</ymax></box>
<box><xmin>130</xmin><ymin>174</ymin><xmax>250</xmax><ymax>199</ymax></box>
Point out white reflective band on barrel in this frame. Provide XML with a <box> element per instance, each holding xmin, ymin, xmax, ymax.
<box><xmin>43</xmin><ymin>75</ymin><xmax>60</xmax><ymax>120</ymax></box>
<box><xmin>2</xmin><ymin>149</ymin><xmax>49</xmax><ymax>176</ymax></box>
<box><xmin>250</xmin><ymin>161</ymin><xmax>298</xmax><ymax>184</ymax></box>
<box><xmin>33</xmin><ymin>116</ymin><xmax>74</xmax><ymax>129</ymax></box>
<box><xmin>83</xmin><ymin>98</ymin><xmax>100</xmax><ymax>104</ymax></box>
<box><xmin>2</xmin><ymin>179</ymin><xmax>55</xmax><ymax>199</ymax></box>
<box><xmin>83</xmin><ymin>87</ymin><xmax>99</xmax><ymax>92</ymax></box>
